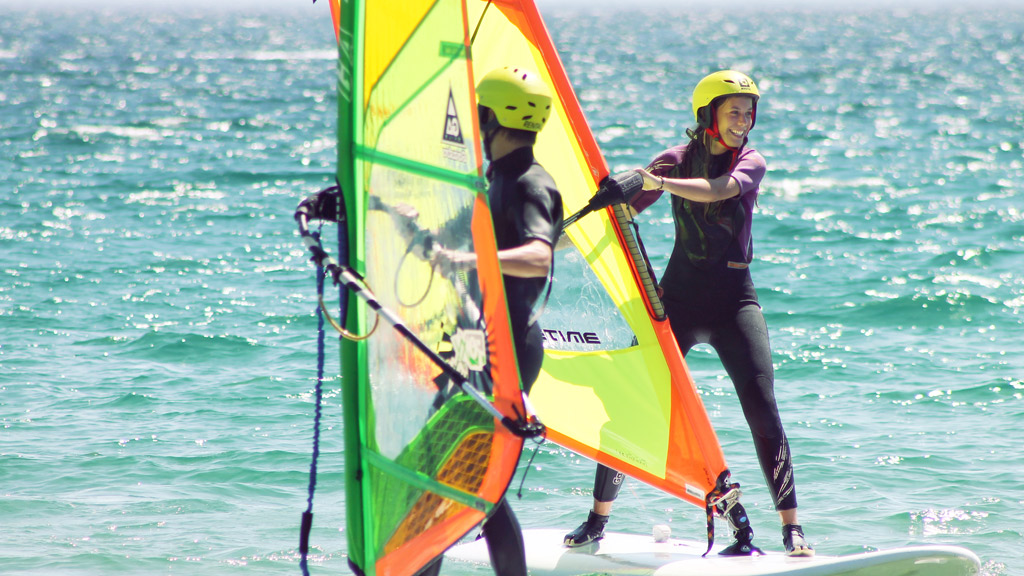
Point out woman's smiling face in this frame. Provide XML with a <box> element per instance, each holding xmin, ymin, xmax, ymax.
<box><xmin>713</xmin><ymin>95</ymin><xmax>755</xmax><ymax>150</ymax></box>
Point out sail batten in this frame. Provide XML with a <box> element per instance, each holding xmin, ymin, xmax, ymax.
<box><xmin>354</xmin><ymin>145</ymin><xmax>480</xmax><ymax>190</ymax></box>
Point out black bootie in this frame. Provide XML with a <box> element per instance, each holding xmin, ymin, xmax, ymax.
<box><xmin>563</xmin><ymin>510</ymin><xmax>609</xmax><ymax>547</ymax></box>
<box><xmin>783</xmin><ymin>523</ymin><xmax>814</xmax><ymax>557</ymax></box>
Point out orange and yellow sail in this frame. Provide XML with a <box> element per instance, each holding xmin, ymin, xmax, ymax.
<box><xmin>327</xmin><ymin>1</ymin><xmax>729</xmax><ymax>575</ymax></box>
<box><xmin>466</xmin><ymin>0</ymin><xmax>728</xmax><ymax>509</ymax></box>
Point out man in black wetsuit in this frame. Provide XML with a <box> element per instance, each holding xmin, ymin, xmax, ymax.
<box><xmin>476</xmin><ymin>66</ymin><xmax>563</xmax><ymax>394</ymax></box>
<box><xmin>421</xmin><ymin>65</ymin><xmax>563</xmax><ymax>576</ymax></box>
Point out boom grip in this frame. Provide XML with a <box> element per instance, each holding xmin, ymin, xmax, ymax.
<box><xmin>593</xmin><ymin>170</ymin><xmax>644</xmax><ymax>210</ymax></box>
<box><xmin>562</xmin><ymin>170</ymin><xmax>645</xmax><ymax>231</ymax></box>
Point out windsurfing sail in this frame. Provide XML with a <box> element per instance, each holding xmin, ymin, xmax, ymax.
<box><xmin>466</xmin><ymin>1</ymin><xmax>730</xmax><ymax>510</ymax></box>
<box><xmin>327</xmin><ymin>1</ymin><xmax>534</xmax><ymax>576</ymax></box>
<box><xmin>323</xmin><ymin>0</ymin><xmax>731</xmax><ymax>574</ymax></box>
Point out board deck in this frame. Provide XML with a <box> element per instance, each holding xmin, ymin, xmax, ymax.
<box><xmin>445</xmin><ymin>528</ymin><xmax>981</xmax><ymax>576</ymax></box>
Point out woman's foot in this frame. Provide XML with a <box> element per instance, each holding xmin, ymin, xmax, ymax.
<box><xmin>782</xmin><ymin>524</ymin><xmax>814</xmax><ymax>557</ymax></box>
<box><xmin>563</xmin><ymin>510</ymin><xmax>608</xmax><ymax>547</ymax></box>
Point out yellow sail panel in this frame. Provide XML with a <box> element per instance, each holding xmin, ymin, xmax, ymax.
<box><xmin>468</xmin><ymin>0</ymin><xmax>728</xmax><ymax>508</ymax></box>
<box><xmin>535</xmin><ymin>346</ymin><xmax>674</xmax><ymax>471</ymax></box>
<box><xmin>363</xmin><ymin>3</ymin><xmax>435</xmax><ymax>108</ymax></box>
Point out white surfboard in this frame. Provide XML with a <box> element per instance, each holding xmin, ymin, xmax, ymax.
<box><xmin>445</xmin><ymin>528</ymin><xmax>981</xmax><ymax>576</ymax></box>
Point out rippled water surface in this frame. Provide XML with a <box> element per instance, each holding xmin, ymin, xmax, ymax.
<box><xmin>2</xmin><ymin>2</ymin><xmax>1022</xmax><ymax>575</ymax></box>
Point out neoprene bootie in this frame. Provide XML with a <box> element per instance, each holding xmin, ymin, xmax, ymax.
<box><xmin>563</xmin><ymin>510</ymin><xmax>608</xmax><ymax>547</ymax></box>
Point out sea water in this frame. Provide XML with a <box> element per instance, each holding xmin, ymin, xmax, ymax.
<box><xmin>1</xmin><ymin>1</ymin><xmax>1021</xmax><ymax>575</ymax></box>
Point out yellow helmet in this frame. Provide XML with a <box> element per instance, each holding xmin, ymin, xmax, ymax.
<box><xmin>476</xmin><ymin>67</ymin><xmax>552</xmax><ymax>133</ymax></box>
<box><xmin>692</xmin><ymin>70</ymin><xmax>760</xmax><ymax>129</ymax></box>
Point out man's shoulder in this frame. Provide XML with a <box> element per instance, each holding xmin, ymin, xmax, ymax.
<box><xmin>520</xmin><ymin>160</ymin><xmax>559</xmax><ymax>195</ymax></box>
<box><xmin>520</xmin><ymin>160</ymin><xmax>564</xmax><ymax>222</ymax></box>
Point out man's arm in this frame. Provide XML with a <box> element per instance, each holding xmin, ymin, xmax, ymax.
<box><xmin>497</xmin><ymin>239</ymin><xmax>552</xmax><ymax>278</ymax></box>
<box><xmin>433</xmin><ymin>238</ymin><xmax>551</xmax><ymax>278</ymax></box>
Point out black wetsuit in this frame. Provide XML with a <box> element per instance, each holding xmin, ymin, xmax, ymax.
<box><xmin>487</xmin><ymin>146</ymin><xmax>563</xmax><ymax>392</ymax></box>
<box><xmin>591</xmin><ymin>143</ymin><xmax>798</xmax><ymax>513</ymax></box>
<box><xmin>420</xmin><ymin>146</ymin><xmax>562</xmax><ymax>576</ymax></box>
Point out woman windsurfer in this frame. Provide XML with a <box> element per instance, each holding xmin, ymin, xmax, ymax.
<box><xmin>563</xmin><ymin>70</ymin><xmax>813</xmax><ymax>558</ymax></box>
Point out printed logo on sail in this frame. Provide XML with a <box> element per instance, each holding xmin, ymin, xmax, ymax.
<box><xmin>442</xmin><ymin>88</ymin><xmax>464</xmax><ymax>145</ymax></box>
<box><xmin>450</xmin><ymin>328</ymin><xmax>487</xmax><ymax>375</ymax></box>
<box><xmin>542</xmin><ymin>329</ymin><xmax>601</xmax><ymax>345</ymax></box>
<box><xmin>441</xmin><ymin>87</ymin><xmax>469</xmax><ymax>171</ymax></box>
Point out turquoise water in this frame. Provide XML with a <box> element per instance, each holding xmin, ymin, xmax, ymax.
<box><xmin>2</xmin><ymin>2</ymin><xmax>1022</xmax><ymax>575</ymax></box>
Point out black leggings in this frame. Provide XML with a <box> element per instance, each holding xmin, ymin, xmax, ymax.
<box><xmin>515</xmin><ymin>322</ymin><xmax>544</xmax><ymax>395</ymax></box>
<box><xmin>592</xmin><ymin>300</ymin><xmax>797</xmax><ymax>511</ymax></box>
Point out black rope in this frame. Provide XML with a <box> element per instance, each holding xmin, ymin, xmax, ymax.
<box><xmin>299</xmin><ymin>231</ymin><xmax>328</xmax><ymax>576</ymax></box>
<box><xmin>514</xmin><ymin>435</ymin><xmax>546</xmax><ymax>500</ymax></box>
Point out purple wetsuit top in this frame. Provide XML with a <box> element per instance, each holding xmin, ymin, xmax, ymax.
<box><xmin>630</xmin><ymin>144</ymin><xmax>766</xmax><ymax>265</ymax></box>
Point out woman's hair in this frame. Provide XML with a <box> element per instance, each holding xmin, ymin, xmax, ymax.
<box><xmin>681</xmin><ymin>127</ymin><xmax>712</xmax><ymax>180</ymax></box>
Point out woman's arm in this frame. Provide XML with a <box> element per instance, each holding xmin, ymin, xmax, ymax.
<box><xmin>634</xmin><ymin>168</ymin><xmax>740</xmax><ymax>203</ymax></box>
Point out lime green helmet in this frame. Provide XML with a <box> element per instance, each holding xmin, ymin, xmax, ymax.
<box><xmin>692</xmin><ymin>70</ymin><xmax>760</xmax><ymax>130</ymax></box>
<box><xmin>476</xmin><ymin>66</ymin><xmax>552</xmax><ymax>133</ymax></box>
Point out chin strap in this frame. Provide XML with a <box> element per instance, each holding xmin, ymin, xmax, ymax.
<box><xmin>704</xmin><ymin>123</ymin><xmax>742</xmax><ymax>168</ymax></box>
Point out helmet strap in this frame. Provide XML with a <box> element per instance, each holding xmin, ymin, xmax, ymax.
<box><xmin>706</xmin><ymin>121</ymin><xmax>739</xmax><ymax>153</ymax></box>
<box><xmin>479</xmin><ymin>105</ymin><xmax>501</xmax><ymax>161</ymax></box>
<box><xmin>482</xmin><ymin>128</ymin><xmax>495</xmax><ymax>161</ymax></box>
<box><xmin>704</xmin><ymin>121</ymin><xmax>742</xmax><ymax>170</ymax></box>
<box><xmin>702</xmin><ymin>96</ymin><xmax>755</xmax><ymax>155</ymax></box>
<box><xmin>478</xmin><ymin>105</ymin><xmax>502</xmax><ymax>134</ymax></box>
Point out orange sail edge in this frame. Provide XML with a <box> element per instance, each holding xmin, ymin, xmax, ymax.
<box><xmin>373</xmin><ymin>195</ymin><xmax>527</xmax><ymax>576</ymax></box>
<box><xmin>377</xmin><ymin>426</ymin><xmax>523</xmax><ymax>576</ymax></box>
<box><xmin>653</xmin><ymin>319</ymin><xmax>730</xmax><ymax>480</ymax></box>
<box><xmin>327</xmin><ymin>0</ymin><xmax>341</xmax><ymax>43</ymax></box>
<box><xmin>543</xmin><ymin>427</ymin><xmax>705</xmax><ymax>510</ymax></box>
<box><xmin>377</xmin><ymin>506</ymin><xmax>485</xmax><ymax>576</ymax></box>
<box><xmin>470</xmin><ymin>191</ymin><xmax>529</xmax><ymax>500</ymax></box>
<box><xmin>489</xmin><ymin>0</ymin><xmax>610</xmax><ymax>184</ymax></box>
<box><xmin>609</xmin><ymin>212</ymin><xmax>731</xmax><ymax>496</ymax></box>
<box><xmin>471</xmin><ymin>193</ymin><xmax>523</xmax><ymax>419</ymax></box>
<box><xmin>542</xmin><ymin>360</ymin><xmax>728</xmax><ymax>514</ymax></box>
